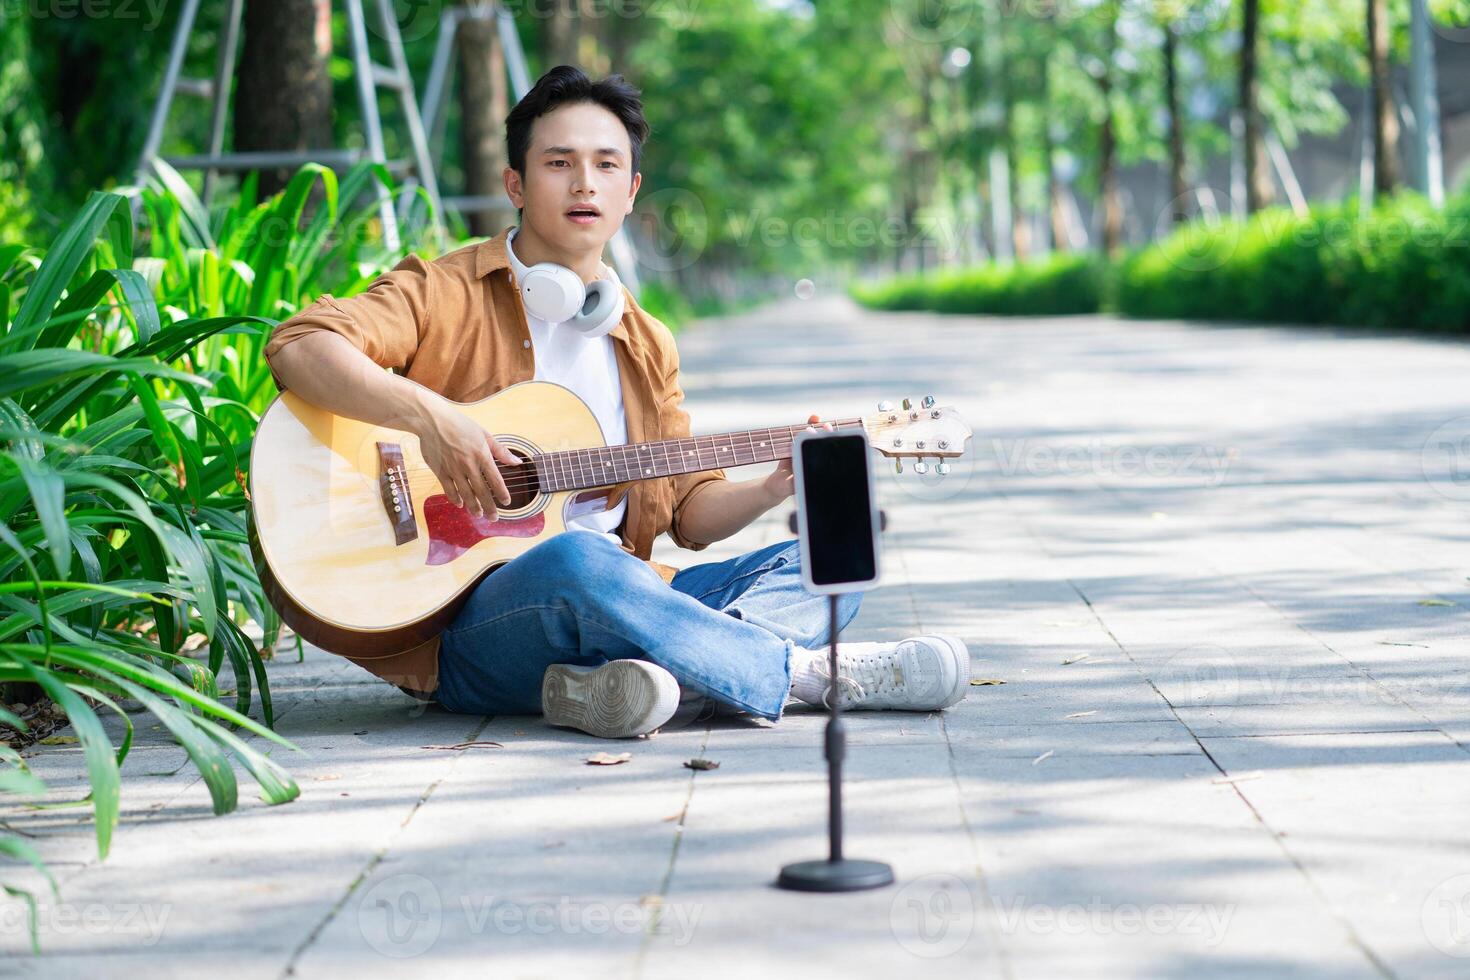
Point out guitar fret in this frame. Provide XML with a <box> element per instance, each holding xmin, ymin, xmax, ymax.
<box><xmin>535</xmin><ymin>418</ymin><xmax>875</xmax><ymax>494</ymax></box>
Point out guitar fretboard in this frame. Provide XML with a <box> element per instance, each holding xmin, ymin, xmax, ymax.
<box><xmin>532</xmin><ymin>417</ymin><xmax>865</xmax><ymax>493</ymax></box>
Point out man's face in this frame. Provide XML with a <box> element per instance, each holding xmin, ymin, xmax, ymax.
<box><xmin>506</xmin><ymin>101</ymin><xmax>641</xmax><ymax>254</ymax></box>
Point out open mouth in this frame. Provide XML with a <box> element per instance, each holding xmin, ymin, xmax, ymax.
<box><xmin>566</xmin><ymin>207</ymin><xmax>600</xmax><ymax>223</ymax></box>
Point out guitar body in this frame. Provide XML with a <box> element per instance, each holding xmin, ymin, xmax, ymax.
<box><xmin>248</xmin><ymin>381</ymin><xmax>609</xmax><ymax>658</ymax></box>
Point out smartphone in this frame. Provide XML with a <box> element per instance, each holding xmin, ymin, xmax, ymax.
<box><xmin>792</xmin><ymin>430</ymin><xmax>882</xmax><ymax>594</ymax></box>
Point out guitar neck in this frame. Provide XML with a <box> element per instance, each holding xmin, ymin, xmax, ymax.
<box><xmin>532</xmin><ymin>417</ymin><xmax>867</xmax><ymax>493</ymax></box>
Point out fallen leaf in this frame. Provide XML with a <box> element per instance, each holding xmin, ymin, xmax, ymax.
<box><xmin>970</xmin><ymin>678</ymin><xmax>1006</xmax><ymax>686</ymax></box>
<box><xmin>1417</xmin><ymin>599</ymin><xmax>1455</xmax><ymax>607</ymax></box>
<box><xmin>38</xmin><ymin>735</ymin><xmax>78</xmax><ymax>745</ymax></box>
<box><xmin>313</xmin><ymin>774</ymin><xmax>343</xmax><ymax>782</ymax></box>
<box><xmin>1379</xmin><ymin>641</ymin><xmax>1428</xmax><ymax>648</ymax></box>
<box><xmin>353</xmin><ymin>730</ymin><xmax>369</xmax><ymax>736</ymax></box>
<box><xmin>421</xmin><ymin>740</ymin><xmax>504</xmax><ymax>751</ymax></box>
<box><xmin>683</xmin><ymin>758</ymin><xmax>720</xmax><ymax>771</ymax></box>
<box><xmin>1061</xmin><ymin>655</ymin><xmax>1090</xmax><ymax>665</ymax></box>
<box><xmin>1211</xmin><ymin>771</ymin><xmax>1263</xmax><ymax>785</ymax></box>
<box><xmin>586</xmin><ymin>751</ymin><xmax>632</xmax><ymax>766</ymax></box>
<box><xmin>541</xmin><ymin>839</ymin><xmax>565</xmax><ymax>849</ymax></box>
<box><xmin>1064</xmin><ymin>710</ymin><xmax>1097</xmax><ymax>719</ymax></box>
<box><xmin>660</xmin><ymin>812</ymin><xmax>682</xmax><ymax>822</ymax></box>
<box><xmin>1032</xmin><ymin>750</ymin><xmax>1054</xmax><ymax>765</ymax></box>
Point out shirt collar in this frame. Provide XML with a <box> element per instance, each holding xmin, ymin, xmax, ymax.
<box><xmin>476</xmin><ymin>225</ymin><xmax>632</xmax><ymax>342</ymax></box>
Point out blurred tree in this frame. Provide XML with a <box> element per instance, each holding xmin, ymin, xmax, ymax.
<box><xmin>1240</xmin><ymin>0</ymin><xmax>1275</xmax><ymax>211</ymax></box>
<box><xmin>457</xmin><ymin>2</ymin><xmax>510</xmax><ymax>236</ymax></box>
<box><xmin>234</xmin><ymin>0</ymin><xmax>334</xmax><ymax>196</ymax></box>
<box><xmin>1367</xmin><ymin>0</ymin><xmax>1400</xmax><ymax>194</ymax></box>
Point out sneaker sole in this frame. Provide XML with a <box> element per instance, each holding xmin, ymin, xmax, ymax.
<box><xmin>542</xmin><ymin>661</ymin><xmax>680</xmax><ymax>738</ymax></box>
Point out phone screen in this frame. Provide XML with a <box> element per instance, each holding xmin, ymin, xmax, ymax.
<box><xmin>799</xmin><ymin>433</ymin><xmax>878</xmax><ymax>587</ymax></box>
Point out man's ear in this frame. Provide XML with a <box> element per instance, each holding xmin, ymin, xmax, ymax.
<box><xmin>626</xmin><ymin>171</ymin><xmax>641</xmax><ymax>214</ymax></box>
<box><xmin>504</xmin><ymin>166</ymin><xmax>523</xmax><ymax>208</ymax></box>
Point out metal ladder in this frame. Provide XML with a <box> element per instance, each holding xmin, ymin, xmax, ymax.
<box><xmin>136</xmin><ymin>0</ymin><xmax>443</xmax><ymax>252</ymax></box>
<box><xmin>418</xmin><ymin>2</ymin><xmax>643</xmax><ymax>298</ymax></box>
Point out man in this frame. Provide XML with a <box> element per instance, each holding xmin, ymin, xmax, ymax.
<box><xmin>263</xmin><ymin>66</ymin><xmax>970</xmax><ymax>738</ymax></box>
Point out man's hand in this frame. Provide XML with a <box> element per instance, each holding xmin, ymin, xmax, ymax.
<box><xmin>761</xmin><ymin>414</ymin><xmax>834</xmax><ymax>504</ymax></box>
<box><xmin>413</xmin><ymin>399</ymin><xmax>520</xmax><ymax>518</ymax></box>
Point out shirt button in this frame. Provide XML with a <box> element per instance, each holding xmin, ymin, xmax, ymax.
<box><xmin>522</xmin><ymin>339</ymin><xmax>531</xmax><ymax>349</ymax></box>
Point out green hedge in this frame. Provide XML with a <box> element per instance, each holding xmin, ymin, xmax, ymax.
<box><xmin>850</xmin><ymin>254</ymin><xmax>1105</xmax><ymax>317</ymax></box>
<box><xmin>851</xmin><ymin>190</ymin><xmax>1470</xmax><ymax>334</ymax></box>
<box><xmin>1115</xmin><ymin>194</ymin><xmax>1470</xmax><ymax>332</ymax></box>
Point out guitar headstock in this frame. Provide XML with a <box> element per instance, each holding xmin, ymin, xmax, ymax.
<box><xmin>861</xmin><ymin>396</ymin><xmax>971</xmax><ymax>474</ymax></box>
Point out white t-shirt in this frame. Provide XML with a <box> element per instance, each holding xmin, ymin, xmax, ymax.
<box><xmin>506</xmin><ymin>226</ymin><xmax>629</xmax><ymax>541</ymax></box>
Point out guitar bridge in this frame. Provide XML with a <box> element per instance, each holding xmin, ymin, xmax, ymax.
<box><xmin>377</xmin><ymin>442</ymin><xmax>418</xmax><ymax>545</ymax></box>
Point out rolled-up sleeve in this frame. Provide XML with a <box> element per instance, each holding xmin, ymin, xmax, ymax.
<box><xmin>262</xmin><ymin>254</ymin><xmax>434</xmax><ymax>390</ymax></box>
<box><xmin>653</xmin><ymin>327</ymin><xmax>726</xmax><ymax>552</ymax></box>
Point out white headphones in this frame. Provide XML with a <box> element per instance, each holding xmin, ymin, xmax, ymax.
<box><xmin>511</xmin><ymin>229</ymin><xmax>625</xmax><ymax>338</ymax></box>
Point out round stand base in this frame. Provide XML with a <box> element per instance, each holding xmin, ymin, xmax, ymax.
<box><xmin>776</xmin><ymin>858</ymin><xmax>895</xmax><ymax>892</ymax></box>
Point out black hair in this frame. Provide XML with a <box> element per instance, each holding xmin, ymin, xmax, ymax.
<box><xmin>505</xmin><ymin>65</ymin><xmax>649</xmax><ymax>221</ymax></box>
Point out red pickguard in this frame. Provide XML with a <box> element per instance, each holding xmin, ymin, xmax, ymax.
<box><xmin>423</xmin><ymin>494</ymin><xmax>545</xmax><ymax>566</ymax></box>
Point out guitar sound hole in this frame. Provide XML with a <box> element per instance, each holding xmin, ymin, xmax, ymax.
<box><xmin>501</xmin><ymin>448</ymin><xmax>541</xmax><ymax>512</ymax></box>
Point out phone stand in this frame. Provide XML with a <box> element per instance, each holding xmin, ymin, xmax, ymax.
<box><xmin>776</xmin><ymin>593</ymin><xmax>895</xmax><ymax>892</ymax></box>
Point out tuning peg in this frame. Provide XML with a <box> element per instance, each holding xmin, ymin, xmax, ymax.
<box><xmin>921</xmin><ymin>394</ymin><xmax>935</xmax><ymax>409</ymax></box>
<box><xmin>901</xmin><ymin>397</ymin><xmax>913</xmax><ymax>411</ymax></box>
<box><xmin>877</xmin><ymin>399</ymin><xmax>894</xmax><ymax>412</ymax></box>
<box><xmin>894</xmin><ymin>459</ymin><xmax>903</xmax><ymax>474</ymax></box>
<box><xmin>914</xmin><ymin>460</ymin><xmax>928</xmax><ymax>475</ymax></box>
<box><xmin>937</xmin><ymin>462</ymin><xmax>951</xmax><ymax>476</ymax></box>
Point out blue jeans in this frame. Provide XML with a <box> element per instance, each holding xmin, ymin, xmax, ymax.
<box><xmin>432</xmin><ymin>532</ymin><xmax>861</xmax><ymax>721</ymax></box>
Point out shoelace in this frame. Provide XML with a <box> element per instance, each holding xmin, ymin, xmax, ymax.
<box><xmin>812</xmin><ymin>644</ymin><xmax>909</xmax><ymax>709</ymax></box>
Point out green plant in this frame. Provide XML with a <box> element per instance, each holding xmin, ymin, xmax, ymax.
<box><xmin>849</xmin><ymin>254</ymin><xmax>1106</xmax><ymax>317</ymax></box>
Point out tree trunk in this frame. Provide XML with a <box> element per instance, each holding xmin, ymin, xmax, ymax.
<box><xmin>576</xmin><ymin>0</ymin><xmax>609</xmax><ymax>76</ymax></box>
<box><xmin>457</xmin><ymin>12</ymin><xmax>510</xmax><ymax>237</ymax></box>
<box><xmin>1098</xmin><ymin>9</ymin><xmax>1123</xmax><ymax>257</ymax></box>
<box><xmin>1164</xmin><ymin>22</ymin><xmax>1190</xmax><ymax>224</ymax></box>
<box><xmin>1239</xmin><ymin>0</ymin><xmax>1274</xmax><ymax>212</ymax></box>
<box><xmin>1368</xmin><ymin>0</ymin><xmax>1400</xmax><ymax>195</ymax></box>
<box><xmin>234</xmin><ymin>0</ymin><xmax>333</xmax><ymax>197</ymax></box>
<box><xmin>606</xmin><ymin>1</ymin><xmax>635</xmax><ymax>73</ymax></box>
<box><xmin>1041</xmin><ymin>48</ymin><xmax>1067</xmax><ymax>252</ymax></box>
<box><xmin>540</xmin><ymin>0</ymin><xmax>579</xmax><ymax>70</ymax></box>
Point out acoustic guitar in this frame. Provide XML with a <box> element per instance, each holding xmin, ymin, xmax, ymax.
<box><xmin>247</xmin><ymin>381</ymin><xmax>970</xmax><ymax>658</ymax></box>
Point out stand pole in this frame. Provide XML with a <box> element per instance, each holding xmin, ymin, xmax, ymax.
<box><xmin>776</xmin><ymin>593</ymin><xmax>894</xmax><ymax>892</ymax></box>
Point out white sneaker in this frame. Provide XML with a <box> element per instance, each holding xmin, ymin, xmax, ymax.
<box><xmin>541</xmin><ymin>660</ymin><xmax>680</xmax><ymax>738</ymax></box>
<box><xmin>801</xmin><ymin>635</ymin><xmax>971</xmax><ymax>711</ymax></box>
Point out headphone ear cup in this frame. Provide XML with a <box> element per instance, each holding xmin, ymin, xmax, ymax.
<box><xmin>566</xmin><ymin>278</ymin><xmax>625</xmax><ymax>338</ymax></box>
<box><xmin>520</xmin><ymin>264</ymin><xmax>585</xmax><ymax>324</ymax></box>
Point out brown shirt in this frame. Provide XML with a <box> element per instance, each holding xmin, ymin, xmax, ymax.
<box><xmin>261</xmin><ymin>225</ymin><xmax>725</xmax><ymax>696</ymax></box>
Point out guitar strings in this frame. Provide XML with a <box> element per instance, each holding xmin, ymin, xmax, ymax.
<box><xmin>380</xmin><ymin>418</ymin><xmax>869</xmax><ymax>494</ymax></box>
